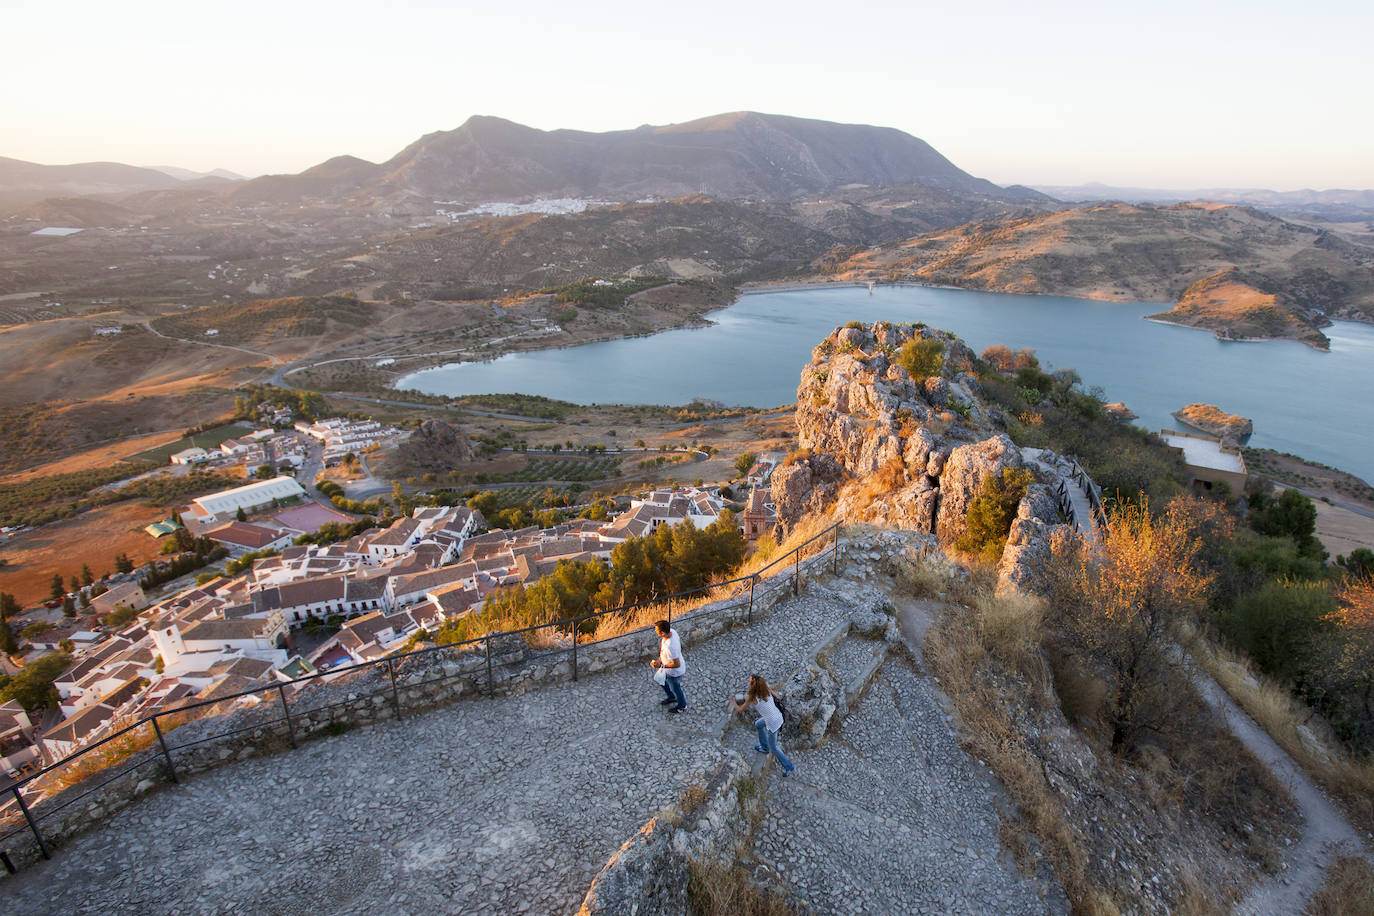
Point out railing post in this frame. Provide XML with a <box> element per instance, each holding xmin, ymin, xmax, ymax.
<box><xmin>832</xmin><ymin>525</ymin><xmax>839</xmax><ymax>573</ymax></box>
<box><xmin>277</xmin><ymin>684</ymin><xmax>296</xmax><ymax>749</ymax></box>
<box><xmin>747</xmin><ymin>575</ymin><xmax>756</xmax><ymax>624</ymax></box>
<box><xmin>13</xmin><ymin>785</ymin><xmax>49</xmax><ymax>860</ymax></box>
<box><xmin>793</xmin><ymin>549</ymin><xmax>800</xmax><ymax>596</ymax></box>
<box><xmin>386</xmin><ymin>657</ymin><xmax>402</xmax><ymax>720</ymax></box>
<box><xmin>485</xmin><ymin>635</ymin><xmax>494</xmax><ymax>698</ymax></box>
<box><xmin>151</xmin><ymin>715</ymin><xmax>179</xmax><ymax>785</ymax></box>
<box><xmin>571</xmin><ymin>621</ymin><xmax>579</xmax><ymax>682</ymax></box>
<box><xmin>666</xmin><ymin>594</ymin><xmax>672</xmax><ymax>626</ymax></box>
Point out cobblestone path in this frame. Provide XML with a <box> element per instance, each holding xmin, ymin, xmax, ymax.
<box><xmin>4</xmin><ymin>574</ymin><xmax>1065</xmax><ymax>914</ymax></box>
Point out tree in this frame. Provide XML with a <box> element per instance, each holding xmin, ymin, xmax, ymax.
<box><xmin>1336</xmin><ymin>548</ymin><xmax>1374</xmax><ymax>579</ymax></box>
<box><xmin>114</xmin><ymin>553</ymin><xmax>134</xmax><ymax>574</ymax></box>
<box><xmin>0</xmin><ymin>622</ymin><xmax>17</xmax><ymax>655</ymax></box>
<box><xmin>735</xmin><ymin>451</ymin><xmax>759</xmax><ymax>478</ymax></box>
<box><xmin>1317</xmin><ymin>576</ymin><xmax>1374</xmax><ymax>750</ymax></box>
<box><xmin>1250</xmin><ymin>488</ymin><xmax>1321</xmax><ymax>558</ymax></box>
<box><xmin>254</xmin><ymin>464</ymin><xmax>276</xmax><ymax>480</ymax></box>
<box><xmin>0</xmin><ymin>651</ymin><xmax>73</xmax><ymax>713</ymax></box>
<box><xmin>61</xmin><ymin>595</ymin><xmax>76</xmax><ymax>616</ymax></box>
<box><xmin>19</xmin><ymin>621</ymin><xmax>53</xmax><ymax>640</ymax></box>
<box><xmin>236</xmin><ymin>506</ymin><xmax>247</xmax><ymax>522</ymax></box>
<box><xmin>1052</xmin><ymin>499</ymin><xmax>1211</xmax><ymax>752</ymax></box>
<box><xmin>0</xmin><ymin>592</ymin><xmax>19</xmax><ymax>621</ymax></box>
<box><xmin>80</xmin><ymin>564</ymin><xmax>95</xmax><ymax>587</ymax></box>
<box><xmin>49</xmin><ymin>573</ymin><xmax>66</xmax><ymax>600</ymax></box>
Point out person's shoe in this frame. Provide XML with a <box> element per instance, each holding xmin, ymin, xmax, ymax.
<box><xmin>753</xmin><ymin>746</ymin><xmax>768</xmax><ymax>754</ymax></box>
<box><xmin>669</xmin><ymin>706</ymin><xmax>686</xmax><ymax>714</ymax></box>
<box><xmin>659</xmin><ymin>698</ymin><xmax>676</xmax><ymax>706</ymax></box>
<box><xmin>782</xmin><ymin>769</ymin><xmax>794</xmax><ymax>778</ymax></box>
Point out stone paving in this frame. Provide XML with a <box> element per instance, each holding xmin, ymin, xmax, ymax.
<box><xmin>743</xmin><ymin>653</ymin><xmax>1067</xmax><ymax>914</ymax></box>
<box><xmin>3</xmin><ymin>554</ymin><xmax>1067</xmax><ymax>915</ymax></box>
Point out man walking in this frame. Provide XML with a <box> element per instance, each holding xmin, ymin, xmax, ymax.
<box><xmin>651</xmin><ymin>619</ymin><xmax>687</xmax><ymax>713</ymax></box>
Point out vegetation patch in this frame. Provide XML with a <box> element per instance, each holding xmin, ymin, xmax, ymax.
<box><xmin>124</xmin><ymin>422</ymin><xmax>257</xmax><ymax>465</ymax></box>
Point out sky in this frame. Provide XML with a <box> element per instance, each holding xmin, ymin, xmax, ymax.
<box><xmin>4</xmin><ymin>0</ymin><xmax>1372</xmax><ymax>190</ymax></box>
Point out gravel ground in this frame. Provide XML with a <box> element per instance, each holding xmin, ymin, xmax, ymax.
<box><xmin>3</xmin><ymin>567</ymin><xmax>1066</xmax><ymax>914</ymax></box>
<box><xmin>745</xmin><ymin>654</ymin><xmax>1068</xmax><ymax>915</ymax></box>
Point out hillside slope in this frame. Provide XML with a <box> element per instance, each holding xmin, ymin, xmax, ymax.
<box><xmin>817</xmin><ymin>202</ymin><xmax>1374</xmax><ymax>345</ymax></box>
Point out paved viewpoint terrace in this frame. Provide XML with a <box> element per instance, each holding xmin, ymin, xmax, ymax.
<box><xmin>4</xmin><ymin>542</ymin><xmax>1064</xmax><ymax>915</ymax></box>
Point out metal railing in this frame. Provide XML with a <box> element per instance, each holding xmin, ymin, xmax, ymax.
<box><xmin>1</xmin><ymin>522</ymin><xmax>843</xmax><ymax>867</ymax></box>
<box><xmin>1067</xmin><ymin>457</ymin><xmax>1108</xmax><ymax>530</ymax></box>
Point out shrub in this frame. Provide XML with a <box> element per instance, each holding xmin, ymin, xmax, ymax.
<box><xmin>894</xmin><ymin>337</ymin><xmax>944</xmax><ymax>380</ymax></box>
<box><xmin>1218</xmin><ymin>579</ymin><xmax>1334</xmax><ymax>685</ymax></box>
<box><xmin>956</xmin><ymin>468</ymin><xmax>1033</xmax><ymax>562</ymax></box>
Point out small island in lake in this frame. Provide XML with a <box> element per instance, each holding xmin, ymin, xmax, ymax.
<box><xmin>1172</xmin><ymin>403</ymin><xmax>1253</xmax><ymax>443</ymax></box>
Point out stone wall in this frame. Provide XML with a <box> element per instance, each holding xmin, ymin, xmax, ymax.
<box><xmin>2</xmin><ymin>540</ymin><xmax>843</xmax><ymax>871</ymax></box>
<box><xmin>577</xmin><ymin>755</ymin><xmax>752</xmax><ymax>916</ymax></box>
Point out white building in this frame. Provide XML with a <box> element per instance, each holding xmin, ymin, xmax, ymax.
<box><xmin>187</xmin><ymin>476</ymin><xmax>307</xmax><ymax>521</ymax></box>
<box><xmin>170</xmin><ymin>447</ymin><xmax>211</xmax><ymax>465</ymax></box>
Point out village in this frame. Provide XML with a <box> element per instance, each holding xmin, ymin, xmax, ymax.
<box><xmin>0</xmin><ymin>433</ymin><xmax>782</xmax><ymax>784</ymax></box>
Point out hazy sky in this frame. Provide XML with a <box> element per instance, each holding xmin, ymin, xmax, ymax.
<box><xmin>5</xmin><ymin>0</ymin><xmax>1372</xmax><ymax>190</ymax></box>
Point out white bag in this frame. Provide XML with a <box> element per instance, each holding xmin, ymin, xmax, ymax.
<box><xmin>653</xmin><ymin>667</ymin><xmax>668</xmax><ymax>686</ymax></box>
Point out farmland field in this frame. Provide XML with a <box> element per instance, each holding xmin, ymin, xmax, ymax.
<box><xmin>487</xmin><ymin>456</ymin><xmax>621</xmax><ymax>483</ymax></box>
<box><xmin>0</xmin><ymin>502</ymin><xmax>169</xmax><ymax>607</ymax></box>
<box><xmin>125</xmin><ymin>423</ymin><xmax>257</xmax><ymax>465</ymax></box>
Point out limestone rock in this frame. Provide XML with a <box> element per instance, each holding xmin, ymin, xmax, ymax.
<box><xmin>1172</xmin><ymin>403</ymin><xmax>1253</xmax><ymax>443</ymax></box>
<box><xmin>389</xmin><ymin>419</ymin><xmax>473</xmax><ymax>474</ymax></box>
<box><xmin>935</xmin><ymin>434</ymin><xmax>1022</xmax><ymax>546</ymax></box>
<box><xmin>771</xmin><ymin>453</ymin><xmax>846</xmax><ymax>537</ymax></box>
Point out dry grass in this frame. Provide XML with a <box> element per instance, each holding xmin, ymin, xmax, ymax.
<box><xmin>1305</xmin><ymin>856</ymin><xmax>1374</xmax><ymax>916</ymax></box>
<box><xmin>973</xmin><ymin>590</ymin><xmax>1047</xmax><ymax>686</ymax></box>
<box><xmin>923</xmin><ymin>593</ymin><xmax>1103</xmax><ymax>911</ymax></box>
<box><xmin>687</xmin><ymin>858</ymin><xmax>794</xmax><ymax>916</ymax></box>
<box><xmin>41</xmin><ymin>720</ymin><xmax>160</xmax><ymax>795</ymax></box>
<box><xmin>734</xmin><ymin>513</ymin><xmax>835</xmax><ymax>580</ymax></box>
<box><xmin>1189</xmin><ymin>629</ymin><xmax>1374</xmax><ymax>837</ymax></box>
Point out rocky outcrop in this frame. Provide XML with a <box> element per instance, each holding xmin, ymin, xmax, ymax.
<box><xmin>1172</xmin><ymin>403</ymin><xmax>1253</xmax><ymax>443</ymax></box>
<box><xmin>775</xmin><ymin>322</ymin><xmax>1037</xmax><ymax>546</ymax></box>
<box><xmin>934</xmin><ymin>434</ymin><xmax>1023</xmax><ymax>545</ymax></box>
<box><xmin>996</xmin><ymin>488</ymin><xmax>1077</xmax><ymax>595</ymax></box>
<box><xmin>388</xmin><ymin>419</ymin><xmax>473</xmax><ymax>474</ymax></box>
<box><xmin>770</xmin><ymin>452</ymin><xmax>847</xmax><ymax>534</ymax></box>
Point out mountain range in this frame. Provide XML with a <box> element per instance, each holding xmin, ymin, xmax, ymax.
<box><xmin>226</xmin><ymin>111</ymin><xmax>1047</xmax><ymax>207</ymax></box>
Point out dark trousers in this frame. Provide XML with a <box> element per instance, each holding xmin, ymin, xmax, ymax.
<box><xmin>661</xmin><ymin>675</ymin><xmax>686</xmax><ymax>710</ymax></box>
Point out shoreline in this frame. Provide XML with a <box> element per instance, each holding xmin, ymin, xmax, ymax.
<box><xmin>385</xmin><ymin>279</ymin><xmax>1346</xmax><ymax>388</ymax></box>
<box><xmin>1141</xmin><ymin>315</ymin><xmax>1331</xmax><ymax>350</ymax></box>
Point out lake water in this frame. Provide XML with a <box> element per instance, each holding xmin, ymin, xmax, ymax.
<box><xmin>400</xmin><ymin>285</ymin><xmax>1374</xmax><ymax>483</ymax></box>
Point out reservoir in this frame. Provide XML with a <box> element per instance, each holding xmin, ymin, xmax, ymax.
<box><xmin>400</xmin><ymin>285</ymin><xmax>1374</xmax><ymax>484</ymax></box>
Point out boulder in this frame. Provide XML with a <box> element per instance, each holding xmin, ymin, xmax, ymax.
<box><xmin>935</xmin><ymin>434</ymin><xmax>1023</xmax><ymax>545</ymax></box>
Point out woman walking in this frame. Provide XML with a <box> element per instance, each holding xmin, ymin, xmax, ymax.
<box><xmin>729</xmin><ymin>674</ymin><xmax>796</xmax><ymax>777</ymax></box>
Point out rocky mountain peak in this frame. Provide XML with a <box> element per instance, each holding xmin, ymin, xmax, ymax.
<box><xmin>772</xmin><ymin>322</ymin><xmax>1077</xmax><ymax>589</ymax></box>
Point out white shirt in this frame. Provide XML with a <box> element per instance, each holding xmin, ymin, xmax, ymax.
<box><xmin>756</xmin><ymin>695</ymin><xmax>783</xmax><ymax>732</ymax></box>
<box><xmin>658</xmin><ymin>628</ymin><xmax>685</xmax><ymax>677</ymax></box>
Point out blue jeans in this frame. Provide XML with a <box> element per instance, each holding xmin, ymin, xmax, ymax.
<box><xmin>661</xmin><ymin>674</ymin><xmax>686</xmax><ymax>710</ymax></box>
<box><xmin>756</xmin><ymin>718</ymin><xmax>794</xmax><ymax>772</ymax></box>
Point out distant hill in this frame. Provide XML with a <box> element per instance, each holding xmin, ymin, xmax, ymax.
<box><xmin>231</xmin><ymin>112</ymin><xmax>1030</xmax><ymax>206</ymax></box>
<box><xmin>1036</xmin><ymin>183</ymin><xmax>1374</xmax><ymax>220</ymax></box>
<box><xmin>0</xmin><ymin>156</ymin><xmax>182</xmax><ymax>208</ymax></box>
<box><xmin>815</xmin><ymin>202</ymin><xmax>1374</xmax><ymax>346</ymax></box>
<box><xmin>149</xmin><ymin>166</ymin><xmax>245</xmax><ymax>182</ymax></box>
